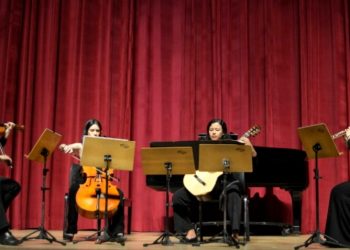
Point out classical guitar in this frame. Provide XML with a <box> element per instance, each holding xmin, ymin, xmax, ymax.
<box><xmin>183</xmin><ymin>125</ymin><xmax>261</xmax><ymax>197</ymax></box>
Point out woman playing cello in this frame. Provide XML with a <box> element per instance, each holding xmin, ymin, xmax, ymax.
<box><xmin>60</xmin><ymin>119</ymin><xmax>126</xmax><ymax>244</ymax></box>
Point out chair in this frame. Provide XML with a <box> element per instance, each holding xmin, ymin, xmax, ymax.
<box><xmin>195</xmin><ymin>172</ymin><xmax>250</xmax><ymax>243</ymax></box>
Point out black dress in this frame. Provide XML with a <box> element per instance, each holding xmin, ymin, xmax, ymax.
<box><xmin>172</xmin><ymin>135</ymin><xmax>247</xmax><ymax>236</ymax></box>
<box><xmin>325</xmin><ymin>181</ymin><xmax>350</xmax><ymax>247</ymax></box>
<box><xmin>172</xmin><ymin>173</ymin><xmax>243</xmax><ymax>235</ymax></box>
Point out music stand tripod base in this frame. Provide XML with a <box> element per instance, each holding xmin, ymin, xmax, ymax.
<box><xmin>71</xmin><ymin>212</ymin><xmax>103</xmax><ymax>244</ymax></box>
<box><xmin>22</xmin><ymin>129</ymin><xmax>65</xmax><ymax>246</ymax></box>
<box><xmin>141</xmin><ymin>147</ymin><xmax>196</xmax><ymax>247</ymax></box>
<box><xmin>142</xmin><ymin>160</ymin><xmax>177</xmax><ymax>247</ymax></box>
<box><xmin>295</xmin><ymin>123</ymin><xmax>341</xmax><ymax>250</ymax></box>
<box><xmin>21</xmin><ymin>226</ymin><xmax>65</xmax><ymax>245</ymax></box>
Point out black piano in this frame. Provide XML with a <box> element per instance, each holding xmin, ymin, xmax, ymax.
<box><xmin>145</xmin><ymin>141</ymin><xmax>309</xmax><ymax>234</ymax></box>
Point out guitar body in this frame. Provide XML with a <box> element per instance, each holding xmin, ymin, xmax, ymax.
<box><xmin>183</xmin><ymin>171</ymin><xmax>223</xmax><ymax>196</ymax></box>
<box><xmin>183</xmin><ymin>124</ymin><xmax>261</xmax><ymax>197</ymax></box>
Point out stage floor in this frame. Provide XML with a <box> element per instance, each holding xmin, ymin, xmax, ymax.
<box><xmin>4</xmin><ymin>230</ymin><xmax>336</xmax><ymax>250</ymax></box>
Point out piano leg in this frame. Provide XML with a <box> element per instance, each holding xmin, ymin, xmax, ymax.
<box><xmin>290</xmin><ymin>190</ymin><xmax>302</xmax><ymax>234</ymax></box>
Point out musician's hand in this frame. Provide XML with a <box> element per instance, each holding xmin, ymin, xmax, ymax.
<box><xmin>59</xmin><ymin>144</ymin><xmax>73</xmax><ymax>154</ymax></box>
<box><xmin>59</xmin><ymin>143</ymin><xmax>82</xmax><ymax>157</ymax></box>
<box><xmin>0</xmin><ymin>154</ymin><xmax>12</xmax><ymax>166</ymax></box>
<box><xmin>238</xmin><ymin>136</ymin><xmax>257</xmax><ymax>157</ymax></box>
<box><xmin>345</xmin><ymin>127</ymin><xmax>350</xmax><ymax>139</ymax></box>
<box><xmin>345</xmin><ymin>127</ymin><xmax>350</xmax><ymax>141</ymax></box>
<box><xmin>4</xmin><ymin>122</ymin><xmax>15</xmax><ymax>138</ymax></box>
<box><xmin>239</xmin><ymin>136</ymin><xmax>252</xmax><ymax>146</ymax></box>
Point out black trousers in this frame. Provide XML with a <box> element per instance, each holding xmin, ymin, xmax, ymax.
<box><xmin>172</xmin><ymin>175</ymin><xmax>242</xmax><ymax>234</ymax></box>
<box><xmin>65</xmin><ymin>164</ymin><xmax>124</xmax><ymax>236</ymax></box>
<box><xmin>0</xmin><ymin>177</ymin><xmax>21</xmax><ymax>231</ymax></box>
<box><xmin>325</xmin><ymin>181</ymin><xmax>350</xmax><ymax>246</ymax></box>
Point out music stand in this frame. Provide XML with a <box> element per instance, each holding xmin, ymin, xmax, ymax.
<box><xmin>294</xmin><ymin>123</ymin><xmax>341</xmax><ymax>250</ymax></box>
<box><xmin>141</xmin><ymin>147</ymin><xmax>195</xmax><ymax>246</ymax></box>
<box><xmin>81</xmin><ymin>136</ymin><xmax>134</xmax><ymax>171</ymax></box>
<box><xmin>21</xmin><ymin>129</ymin><xmax>66</xmax><ymax>245</ymax></box>
<box><xmin>197</xmin><ymin>143</ymin><xmax>253</xmax><ymax>248</ymax></box>
<box><xmin>80</xmin><ymin>136</ymin><xmax>135</xmax><ymax>245</ymax></box>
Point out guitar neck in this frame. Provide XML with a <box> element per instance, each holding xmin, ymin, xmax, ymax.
<box><xmin>241</xmin><ymin>125</ymin><xmax>261</xmax><ymax>139</ymax></box>
<box><xmin>242</xmin><ymin>131</ymin><xmax>252</xmax><ymax>138</ymax></box>
<box><xmin>242</xmin><ymin>132</ymin><xmax>249</xmax><ymax>138</ymax></box>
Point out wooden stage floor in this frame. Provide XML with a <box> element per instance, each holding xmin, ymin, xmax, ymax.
<box><xmin>4</xmin><ymin>230</ymin><xmax>338</xmax><ymax>250</ymax></box>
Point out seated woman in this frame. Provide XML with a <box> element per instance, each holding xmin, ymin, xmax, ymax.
<box><xmin>172</xmin><ymin>118</ymin><xmax>257</xmax><ymax>243</ymax></box>
<box><xmin>324</xmin><ymin>127</ymin><xmax>350</xmax><ymax>247</ymax></box>
<box><xmin>60</xmin><ymin>119</ymin><xmax>126</xmax><ymax>244</ymax></box>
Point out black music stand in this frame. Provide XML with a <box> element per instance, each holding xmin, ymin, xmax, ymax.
<box><xmin>141</xmin><ymin>147</ymin><xmax>196</xmax><ymax>246</ymax></box>
<box><xmin>79</xmin><ymin>136</ymin><xmax>135</xmax><ymax>245</ymax></box>
<box><xmin>294</xmin><ymin>123</ymin><xmax>341</xmax><ymax>250</ymax></box>
<box><xmin>196</xmin><ymin>143</ymin><xmax>253</xmax><ymax>248</ymax></box>
<box><xmin>21</xmin><ymin>129</ymin><xmax>66</xmax><ymax>245</ymax></box>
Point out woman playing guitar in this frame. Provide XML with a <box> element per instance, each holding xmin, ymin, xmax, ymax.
<box><xmin>172</xmin><ymin>118</ymin><xmax>257</xmax><ymax>244</ymax></box>
<box><xmin>60</xmin><ymin>119</ymin><xmax>126</xmax><ymax>244</ymax></box>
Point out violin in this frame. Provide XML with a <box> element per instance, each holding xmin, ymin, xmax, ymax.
<box><xmin>0</xmin><ymin>123</ymin><xmax>24</xmax><ymax>136</ymax></box>
<box><xmin>76</xmin><ymin>166</ymin><xmax>121</xmax><ymax>219</ymax></box>
<box><xmin>0</xmin><ymin>123</ymin><xmax>24</xmax><ymax>168</ymax></box>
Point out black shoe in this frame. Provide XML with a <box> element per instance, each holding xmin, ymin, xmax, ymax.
<box><xmin>112</xmin><ymin>233</ymin><xmax>126</xmax><ymax>244</ymax></box>
<box><xmin>0</xmin><ymin>231</ymin><xmax>21</xmax><ymax>246</ymax></box>
<box><xmin>180</xmin><ymin>236</ymin><xmax>197</xmax><ymax>244</ymax></box>
<box><xmin>63</xmin><ymin>232</ymin><xmax>74</xmax><ymax>242</ymax></box>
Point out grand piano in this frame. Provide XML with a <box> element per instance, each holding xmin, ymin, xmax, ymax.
<box><xmin>145</xmin><ymin>141</ymin><xmax>309</xmax><ymax>234</ymax></box>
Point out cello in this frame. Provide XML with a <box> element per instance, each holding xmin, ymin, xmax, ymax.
<box><xmin>75</xmin><ymin>166</ymin><xmax>121</xmax><ymax>219</ymax></box>
<box><xmin>59</xmin><ymin>143</ymin><xmax>121</xmax><ymax>219</ymax></box>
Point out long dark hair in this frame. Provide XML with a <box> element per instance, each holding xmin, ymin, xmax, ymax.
<box><xmin>206</xmin><ymin>118</ymin><xmax>228</xmax><ymax>140</ymax></box>
<box><xmin>83</xmin><ymin>119</ymin><xmax>102</xmax><ymax>136</ymax></box>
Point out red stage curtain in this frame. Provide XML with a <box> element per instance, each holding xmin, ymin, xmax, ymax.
<box><xmin>0</xmin><ymin>0</ymin><xmax>349</xmax><ymax>234</ymax></box>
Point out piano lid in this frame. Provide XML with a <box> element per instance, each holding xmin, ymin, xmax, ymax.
<box><xmin>147</xmin><ymin>143</ymin><xmax>308</xmax><ymax>192</ymax></box>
